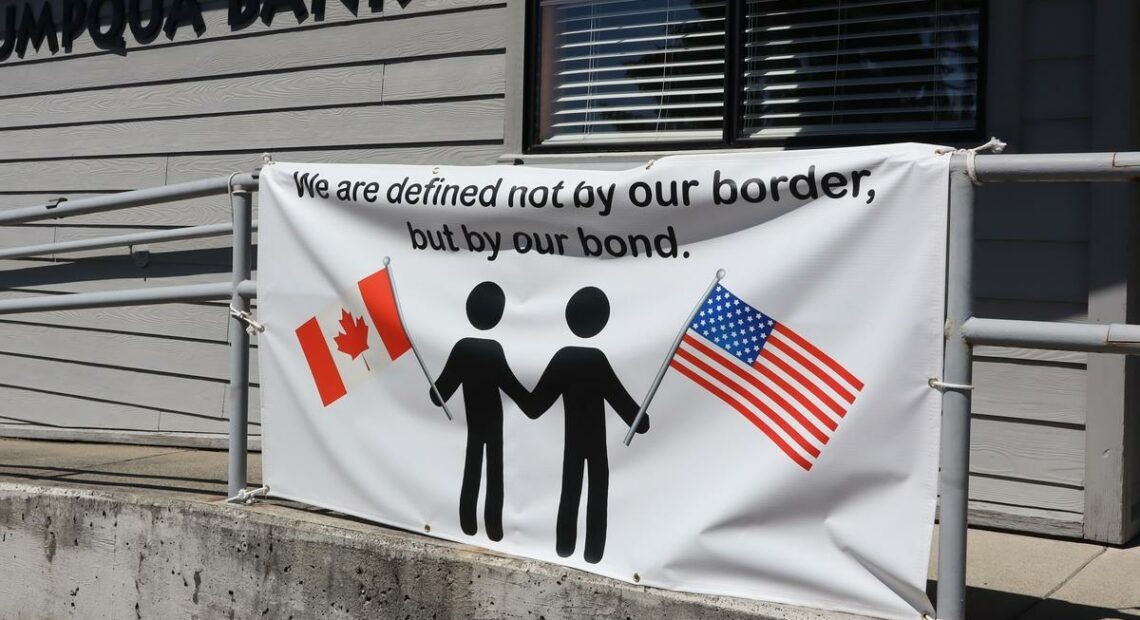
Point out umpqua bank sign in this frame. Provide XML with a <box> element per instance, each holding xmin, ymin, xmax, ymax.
<box><xmin>0</xmin><ymin>0</ymin><xmax>391</xmax><ymax>62</ymax></box>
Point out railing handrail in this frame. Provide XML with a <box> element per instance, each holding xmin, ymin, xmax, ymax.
<box><xmin>936</xmin><ymin>150</ymin><xmax>1140</xmax><ymax>620</ymax></box>
<box><xmin>0</xmin><ymin>173</ymin><xmax>258</xmax><ymax>226</ymax></box>
<box><xmin>0</xmin><ymin>169</ymin><xmax>259</xmax><ymax>502</ymax></box>
<box><xmin>0</xmin><ymin>221</ymin><xmax>260</xmax><ymax>261</ymax></box>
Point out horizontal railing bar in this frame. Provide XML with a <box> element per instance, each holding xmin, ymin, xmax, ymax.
<box><xmin>962</xmin><ymin>317</ymin><xmax>1140</xmax><ymax>354</ymax></box>
<box><xmin>966</xmin><ymin>151</ymin><xmax>1140</xmax><ymax>182</ymax></box>
<box><xmin>0</xmin><ymin>280</ymin><xmax>257</xmax><ymax>314</ymax></box>
<box><xmin>0</xmin><ymin>173</ymin><xmax>258</xmax><ymax>226</ymax></box>
<box><xmin>0</xmin><ymin>221</ymin><xmax>260</xmax><ymax>261</ymax></box>
<box><xmin>237</xmin><ymin>280</ymin><xmax>257</xmax><ymax>299</ymax></box>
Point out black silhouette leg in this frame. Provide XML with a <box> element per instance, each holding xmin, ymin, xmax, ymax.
<box><xmin>484</xmin><ymin>432</ymin><xmax>504</xmax><ymax>541</ymax></box>
<box><xmin>460</xmin><ymin>436</ymin><xmax>483</xmax><ymax>536</ymax></box>
<box><xmin>583</xmin><ymin>452</ymin><xmax>609</xmax><ymax>564</ymax></box>
<box><xmin>556</xmin><ymin>451</ymin><xmax>585</xmax><ymax>557</ymax></box>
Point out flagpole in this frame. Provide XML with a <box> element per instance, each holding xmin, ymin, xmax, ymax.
<box><xmin>624</xmin><ymin>268</ymin><xmax>726</xmax><ymax>446</ymax></box>
<box><xmin>383</xmin><ymin>257</ymin><xmax>454</xmax><ymax>421</ymax></box>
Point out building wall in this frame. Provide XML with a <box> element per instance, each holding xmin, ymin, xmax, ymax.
<box><xmin>0</xmin><ymin>0</ymin><xmax>1136</xmax><ymax>541</ymax></box>
<box><xmin>965</xmin><ymin>0</ymin><xmax>1096</xmax><ymax>538</ymax></box>
<box><xmin>968</xmin><ymin>0</ymin><xmax>1139</xmax><ymax>542</ymax></box>
<box><xmin>0</xmin><ymin>0</ymin><xmax>509</xmax><ymax>438</ymax></box>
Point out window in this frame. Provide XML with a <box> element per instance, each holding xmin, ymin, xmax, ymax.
<box><xmin>528</xmin><ymin>0</ymin><xmax>983</xmax><ymax>150</ymax></box>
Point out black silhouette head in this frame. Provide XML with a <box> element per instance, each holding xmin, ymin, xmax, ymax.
<box><xmin>466</xmin><ymin>281</ymin><xmax>505</xmax><ymax>330</ymax></box>
<box><xmin>566</xmin><ymin>287</ymin><xmax>610</xmax><ymax>338</ymax></box>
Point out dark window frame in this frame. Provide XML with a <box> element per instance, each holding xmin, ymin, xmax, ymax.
<box><xmin>523</xmin><ymin>0</ymin><xmax>988</xmax><ymax>154</ymax></box>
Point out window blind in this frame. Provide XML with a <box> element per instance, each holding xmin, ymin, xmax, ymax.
<box><xmin>742</xmin><ymin>0</ymin><xmax>980</xmax><ymax>138</ymax></box>
<box><xmin>536</xmin><ymin>0</ymin><xmax>728</xmax><ymax>145</ymax></box>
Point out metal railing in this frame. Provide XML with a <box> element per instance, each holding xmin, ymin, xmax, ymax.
<box><xmin>1</xmin><ymin>152</ymin><xmax>1139</xmax><ymax>620</ymax></box>
<box><xmin>938</xmin><ymin>151</ymin><xmax>1140</xmax><ymax>620</ymax></box>
<box><xmin>0</xmin><ymin>171</ymin><xmax>260</xmax><ymax>499</ymax></box>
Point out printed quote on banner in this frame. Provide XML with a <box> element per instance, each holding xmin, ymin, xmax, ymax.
<box><xmin>257</xmin><ymin>145</ymin><xmax>949</xmax><ymax>620</ymax></box>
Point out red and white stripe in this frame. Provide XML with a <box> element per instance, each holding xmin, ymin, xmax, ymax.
<box><xmin>671</xmin><ymin>328</ymin><xmax>863</xmax><ymax>470</ymax></box>
<box><xmin>294</xmin><ymin>267</ymin><xmax>411</xmax><ymax>407</ymax></box>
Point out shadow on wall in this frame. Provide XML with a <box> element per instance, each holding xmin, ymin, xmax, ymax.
<box><xmin>0</xmin><ymin>247</ymin><xmax>250</xmax><ymax>289</ymax></box>
<box><xmin>972</xmin><ymin>183</ymin><xmax>1093</xmax><ymax>324</ymax></box>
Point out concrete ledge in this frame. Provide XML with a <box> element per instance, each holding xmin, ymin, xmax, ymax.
<box><xmin>0</xmin><ymin>482</ymin><xmax>868</xmax><ymax>620</ymax></box>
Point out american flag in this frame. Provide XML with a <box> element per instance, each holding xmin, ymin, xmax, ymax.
<box><xmin>669</xmin><ymin>284</ymin><xmax>864</xmax><ymax>470</ymax></box>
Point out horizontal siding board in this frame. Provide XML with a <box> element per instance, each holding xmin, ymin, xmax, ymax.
<box><xmin>0</xmin><ymin>53</ymin><xmax>503</xmax><ymax>131</ymax></box>
<box><xmin>967</xmin><ymin>501</ymin><xmax>1084</xmax><ymax>537</ymax></box>
<box><xmin>0</xmin><ymin>194</ymin><xmax>247</xmax><ymax>228</ymax></box>
<box><xmin>0</xmin><ymin>323</ymin><xmax>247</xmax><ymax>381</ymax></box>
<box><xmin>47</xmin><ymin>228</ymin><xmax>240</xmax><ymax>264</ymax></box>
<box><xmin>975</xmin><ymin>183</ymin><xmax>1089</xmax><ymax>242</ymax></box>
<box><xmin>0</xmin><ymin>0</ymin><xmax>497</xmax><ymax>69</ymax></box>
<box><xmin>383</xmin><ymin>54</ymin><xmax>505</xmax><ymax>102</ymax></box>
<box><xmin>974</xmin><ymin>240</ymin><xmax>1088</xmax><ymax>303</ymax></box>
<box><xmin>0</xmin><ymin>193</ymin><xmax>114</xmax><ymax>211</ymax></box>
<box><xmin>0</xmin><ymin>228</ymin><xmax>237</xmax><ymax>264</ymax></box>
<box><xmin>165</xmin><ymin>143</ymin><xmax>504</xmax><ymax>182</ymax></box>
<box><xmin>0</xmin><ymin>353</ymin><xmax>225</xmax><ymax>417</ymax></box>
<box><xmin>157</xmin><ymin>409</ymin><xmax>258</xmax><ymax>433</ymax></box>
<box><xmin>0</xmin><ymin>300</ymin><xmax>228</xmax><ymax>341</ymax></box>
<box><xmin>972</xmin><ymin>359</ymin><xmax>1086</xmax><ymax>424</ymax></box>
<box><xmin>0</xmin><ymin>386</ymin><xmax>161</xmax><ymax>431</ymax></box>
<box><xmin>0</xmin><ymin>54</ymin><xmax>503</xmax><ymax>130</ymax></box>
<box><xmin>0</xmin><ymin>99</ymin><xmax>505</xmax><ymax>160</ymax></box>
<box><xmin>0</xmin><ymin>227</ymin><xmax>56</xmax><ymax>248</ymax></box>
<box><xmin>972</xmin><ymin>299</ymin><xmax>1087</xmax><ymax>322</ymax></box>
<box><xmin>0</xmin><ymin>159</ymin><xmax>166</xmax><ymax>192</ymax></box>
<box><xmin>970</xmin><ymin>418</ymin><xmax>1085</xmax><ymax>486</ymax></box>
<box><xmin>0</xmin><ymin>8</ymin><xmax>505</xmax><ymax>99</ymax></box>
<box><xmin>973</xmin><ymin>345</ymin><xmax>1087</xmax><ymax>365</ymax></box>
<box><xmin>969</xmin><ymin>474</ymin><xmax>1084</xmax><ymax>513</ymax></box>
<box><xmin>0</xmin><ymin>65</ymin><xmax>385</xmax><ymax>129</ymax></box>
<box><xmin>0</xmin><ymin>258</ymin><xmax>234</xmax><ymax>293</ymax></box>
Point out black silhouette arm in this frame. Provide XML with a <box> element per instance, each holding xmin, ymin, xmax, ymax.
<box><xmin>523</xmin><ymin>355</ymin><xmax>564</xmax><ymax>419</ymax></box>
<box><xmin>430</xmin><ymin>344</ymin><xmax>464</xmax><ymax>405</ymax></box>
<box><xmin>498</xmin><ymin>353</ymin><xmax>532</xmax><ymax>413</ymax></box>
<box><xmin>602</xmin><ymin>357</ymin><xmax>649</xmax><ymax>434</ymax></box>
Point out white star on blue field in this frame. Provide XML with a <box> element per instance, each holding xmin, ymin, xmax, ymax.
<box><xmin>689</xmin><ymin>285</ymin><xmax>777</xmax><ymax>365</ymax></box>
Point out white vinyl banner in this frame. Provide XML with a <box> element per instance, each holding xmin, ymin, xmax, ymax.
<box><xmin>258</xmin><ymin>144</ymin><xmax>950</xmax><ymax>620</ymax></box>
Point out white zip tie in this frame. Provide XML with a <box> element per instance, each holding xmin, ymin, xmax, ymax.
<box><xmin>935</xmin><ymin>137</ymin><xmax>1007</xmax><ymax>186</ymax></box>
<box><xmin>928</xmin><ymin>377</ymin><xmax>974</xmax><ymax>392</ymax></box>
<box><xmin>226</xmin><ymin>485</ymin><xmax>270</xmax><ymax>505</ymax></box>
<box><xmin>229</xmin><ymin>306</ymin><xmax>265</xmax><ymax>336</ymax></box>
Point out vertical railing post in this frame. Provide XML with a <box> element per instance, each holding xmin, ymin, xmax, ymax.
<box><xmin>936</xmin><ymin>157</ymin><xmax>976</xmax><ymax>620</ymax></box>
<box><xmin>227</xmin><ymin>184</ymin><xmax>254</xmax><ymax>499</ymax></box>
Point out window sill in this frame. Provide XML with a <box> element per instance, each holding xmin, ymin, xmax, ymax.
<box><xmin>498</xmin><ymin>145</ymin><xmax>786</xmax><ymax>167</ymax></box>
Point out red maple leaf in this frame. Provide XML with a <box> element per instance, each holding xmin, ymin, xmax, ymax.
<box><xmin>333</xmin><ymin>310</ymin><xmax>371</xmax><ymax>370</ymax></box>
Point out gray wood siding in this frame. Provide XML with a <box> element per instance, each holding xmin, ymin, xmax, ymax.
<box><xmin>964</xmin><ymin>0</ymin><xmax>1140</xmax><ymax>535</ymax></box>
<box><xmin>0</xmin><ymin>0</ymin><xmax>508</xmax><ymax>439</ymax></box>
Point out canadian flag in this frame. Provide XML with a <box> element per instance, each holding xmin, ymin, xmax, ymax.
<box><xmin>294</xmin><ymin>268</ymin><xmax>411</xmax><ymax>406</ymax></box>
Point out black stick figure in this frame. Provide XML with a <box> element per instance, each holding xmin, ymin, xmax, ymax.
<box><xmin>525</xmin><ymin>286</ymin><xmax>649</xmax><ymax>563</ymax></box>
<box><xmin>431</xmin><ymin>282</ymin><xmax>529</xmax><ymax>541</ymax></box>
